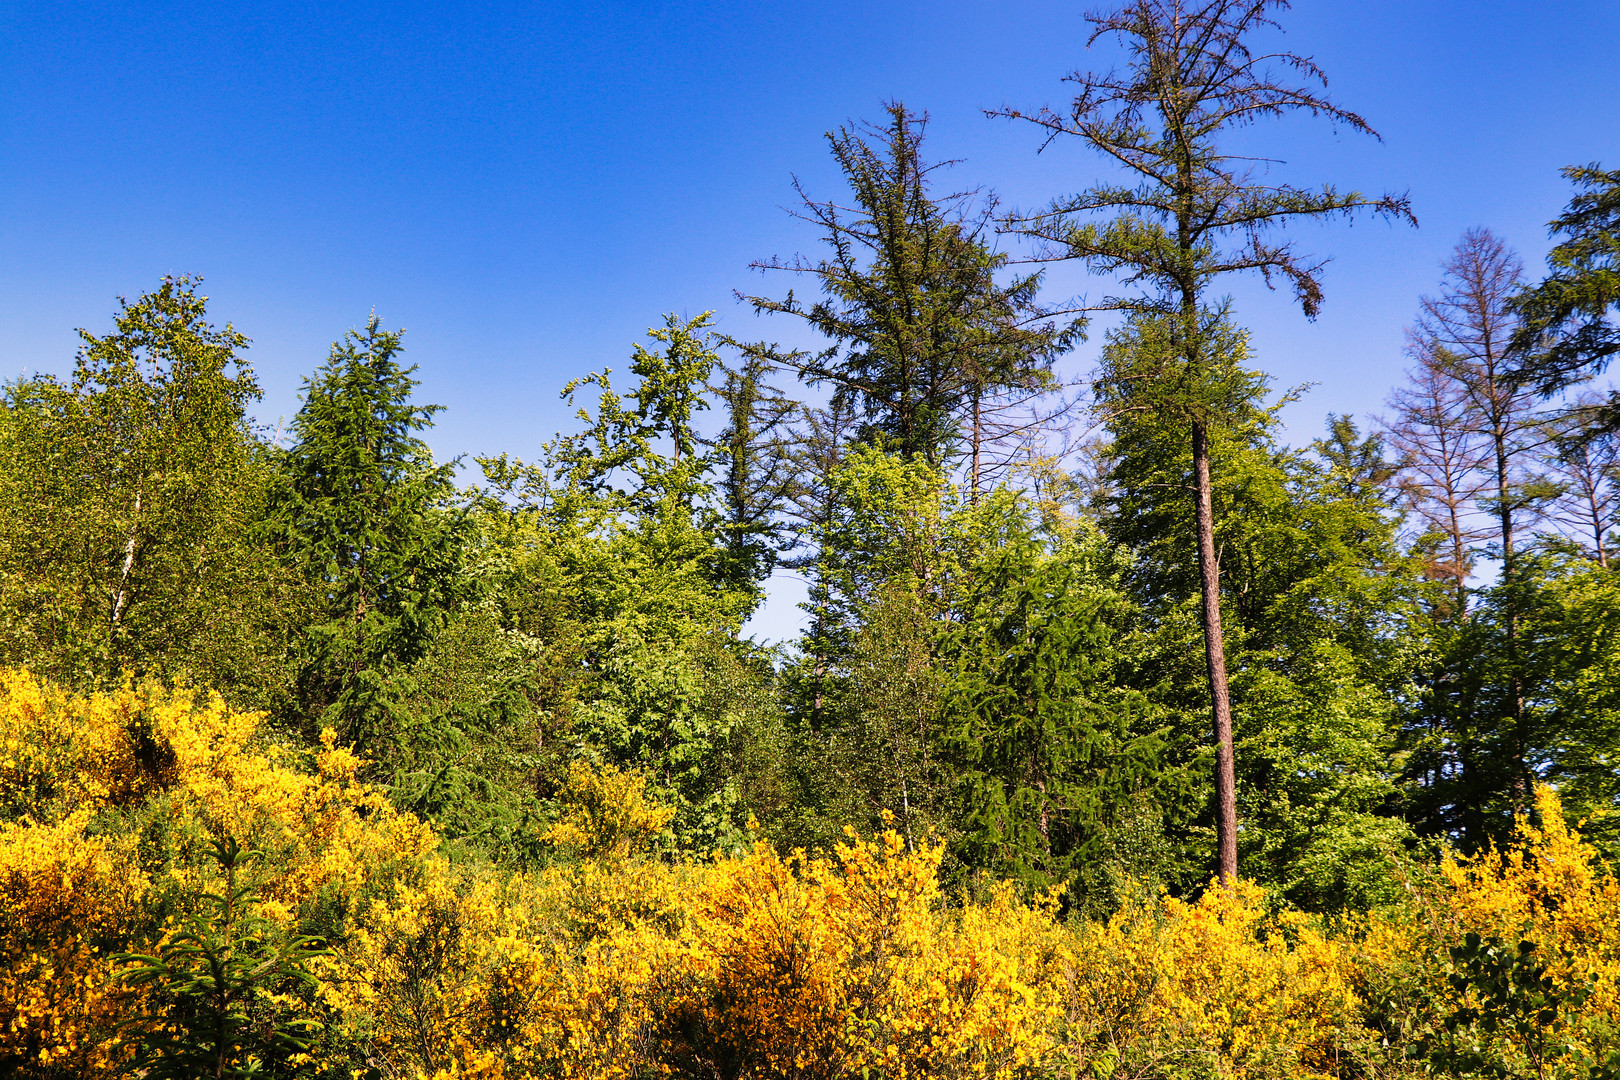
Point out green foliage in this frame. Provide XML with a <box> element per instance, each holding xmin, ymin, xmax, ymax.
<box><xmin>784</xmin><ymin>578</ymin><xmax>951</xmax><ymax>854</ymax></box>
<box><xmin>469</xmin><ymin>317</ymin><xmax>787</xmax><ymax>853</ymax></box>
<box><xmin>742</xmin><ymin>101</ymin><xmax>1070</xmax><ymax>468</ymax></box>
<box><xmin>388</xmin><ymin>607</ymin><xmax>553</xmax><ymax>864</ymax></box>
<box><xmin>115</xmin><ymin>836</ymin><xmax>328</xmax><ymax>1079</ymax></box>
<box><xmin>1099</xmin><ymin>319</ymin><xmax>1419</xmax><ymax>904</ymax></box>
<box><xmin>708</xmin><ymin>352</ymin><xmax>798</xmax><ymax>602</ymax></box>
<box><xmin>944</xmin><ymin>531</ymin><xmax>1171</xmax><ymax>905</ymax></box>
<box><xmin>1417</xmin><ymin>933</ymin><xmax>1614</xmax><ymax>1080</ymax></box>
<box><xmin>1510</xmin><ymin>164</ymin><xmax>1620</xmax><ymax>415</ymax></box>
<box><xmin>1509</xmin><ymin>556</ymin><xmax>1620</xmax><ymax>857</ymax></box>
<box><xmin>0</xmin><ymin>276</ymin><xmax>290</xmax><ymax>695</ymax></box>
<box><xmin>276</xmin><ymin>315</ymin><xmax>468</xmax><ymax>754</ymax></box>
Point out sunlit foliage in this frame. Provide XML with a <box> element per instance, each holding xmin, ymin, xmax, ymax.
<box><xmin>5</xmin><ymin>670</ymin><xmax>1618</xmax><ymax>1078</ymax></box>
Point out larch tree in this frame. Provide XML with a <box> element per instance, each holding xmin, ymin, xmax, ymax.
<box><xmin>998</xmin><ymin>0</ymin><xmax>1411</xmax><ymax>881</ymax></box>
<box><xmin>1402</xmin><ymin>229</ymin><xmax>1550</xmax><ymax>809</ymax></box>
<box><xmin>1383</xmin><ymin>349</ymin><xmax>1492</xmax><ymax>621</ymax></box>
<box><xmin>1542</xmin><ymin>394</ymin><xmax>1620</xmax><ymax>568</ymax></box>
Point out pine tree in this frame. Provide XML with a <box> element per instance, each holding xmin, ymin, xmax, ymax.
<box><xmin>997</xmin><ymin>0</ymin><xmax>1412</xmax><ymax>881</ymax></box>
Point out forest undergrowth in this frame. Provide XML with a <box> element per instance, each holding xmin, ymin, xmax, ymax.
<box><xmin>5</xmin><ymin>671</ymin><xmax>1618</xmax><ymax>1080</ymax></box>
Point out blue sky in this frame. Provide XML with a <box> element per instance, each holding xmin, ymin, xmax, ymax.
<box><xmin>2</xmin><ymin>0</ymin><xmax>1615</xmax><ymax>637</ymax></box>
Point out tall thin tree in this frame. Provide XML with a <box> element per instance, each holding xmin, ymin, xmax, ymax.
<box><xmin>1383</xmin><ymin>349</ymin><xmax>1492</xmax><ymax>620</ymax></box>
<box><xmin>1407</xmin><ymin>229</ymin><xmax>1549</xmax><ymax>806</ymax></box>
<box><xmin>998</xmin><ymin>0</ymin><xmax>1412</xmax><ymax>880</ymax></box>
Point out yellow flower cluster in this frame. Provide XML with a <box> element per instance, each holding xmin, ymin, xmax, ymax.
<box><xmin>1435</xmin><ymin>786</ymin><xmax>1620</xmax><ymax>1068</ymax></box>
<box><xmin>0</xmin><ymin>670</ymin><xmax>433</xmax><ymax>1077</ymax></box>
<box><xmin>1068</xmin><ymin>879</ymin><xmax>1354</xmax><ymax>1080</ymax></box>
<box><xmin>4</xmin><ymin>668</ymin><xmax>1620</xmax><ymax>1080</ymax></box>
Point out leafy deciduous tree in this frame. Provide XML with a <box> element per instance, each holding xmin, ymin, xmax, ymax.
<box><xmin>0</xmin><ymin>276</ymin><xmax>286</xmax><ymax>694</ymax></box>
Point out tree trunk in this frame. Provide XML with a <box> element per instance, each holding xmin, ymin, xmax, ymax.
<box><xmin>110</xmin><ymin>487</ymin><xmax>142</xmax><ymax>628</ymax></box>
<box><xmin>1193</xmin><ymin>422</ymin><xmax>1239</xmax><ymax>882</ymax></box>
<box><xmin>969</xmin><ymin>388</ymin><xmax>983</xmax><ymax>501</ymax></box>
<box><xmin>1492</xmin><ymin>425</ymin><xmax>1528</xmax><ymax>812</ymax></box>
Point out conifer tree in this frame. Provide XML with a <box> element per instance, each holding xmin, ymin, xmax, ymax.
<box><xmin>1382</xmin><ymin>231</ymin><xmax>1563</xmax><ymax>846</ymax></box>
<box><xmin>742</xmin><ymin>101</ymin><xmax>1071</xmax><ymax>471</ymax></box>
<box><xmin>945</xmin><ymin>542</ymin><xmax>1164</xmax><ymax>900</ymax></box>
<box><xmin>707</xmin><ymin>351</ymin><xmax>798</xmax><ymax>599</ymax></box>
<box><xmin>1542</xmin><ymin>394</ymin><xmax>1620</xmax><ymax>568</ymax></box>
<box><xmin>998</xmin><ymin>0</ymin><xmax>1412</xmax><ymax>881</ymax></box>
<box><xmin>1509</xmin><ymin>165</ymin><xmax>1620</xmax><ymax>425</ymax></box>
<box><xmin>277</xmin><ymin>315</ymin><xmax>466</xmax><ymax>752</ymax></box>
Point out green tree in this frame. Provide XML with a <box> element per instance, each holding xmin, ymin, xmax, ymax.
<box><xmin>742</xmin><ymin>101</ymin><xmax>1071</xmax><ymax>471</ymax></box>
<box><xmin>945</xmin><ymin>529</ymin><xmax>1168</xmax><ymax>905</ymax></box>
<box><xmin>277</xmin><ymin>315</ymin><xmax>467</xmax><ymax>753</ymax></box>
<box><xmin>707</xmin><ymin>351</ymin><xmax>798</xmax><ymax>601</ymax></box>
<box><xmin>1509</xmin><ymin>165</ymin><xmax>1620</xmax><ymax>428</ymax></box>
<box><xmin>1099</xmin><ymin>318</ymin><xmax>1418</xmax><ymax>904</ymax></box>
<box><xmin>0</xmin><ymin>277</ymin><xmax>289</xmax><ymax>695</ymax></box>
<box><xmin>1502</xmin><ymin>553</ymin><xmax>1620</xmax><ymax>858</ymax></box>
<box><xmin>116</xmin><ymin>836</ymin><xmax>328</xmax><ymax>1079</ymax></box>
<box><xmin>474</xmin><ymin>315</ymin><xmax>781</xmax><ymax>850</ymax></box>
<box><xmin>998</xmin><ymin>0</ymin><xmax>1412</xmax><ymax>880</ymax></box>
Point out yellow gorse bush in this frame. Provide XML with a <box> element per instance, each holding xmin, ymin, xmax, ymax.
<box><xmin>1435</xmin><ymin>786</ymin><xmax>1620</xmax><ymax>1069</ymax></box>
<box><xmin>0</xmin><ymin>670</ymin><xmax>432</xmax><ymax>1077</ymax></box>
<box><xmin>3</xmin><ymin>668</ymin><xmax>1619</xmax><ymax>1080</ymax></box>
<box><xmin>1068</xmin><ymin>879</ymin><xmax>1355</xmax><ymax>1080</ymax></box>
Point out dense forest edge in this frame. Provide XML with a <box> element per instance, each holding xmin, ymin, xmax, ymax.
<box><xmin>5</xmin><ymin>0</ymin><xmax>1620</xmax><ymax>1076</ymax></box>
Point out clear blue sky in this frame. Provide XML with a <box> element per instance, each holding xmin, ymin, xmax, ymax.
<box><xmin>3</xmin><ymin>0</ymin><xmax>1615</xmax><ymax>637</ymax></box>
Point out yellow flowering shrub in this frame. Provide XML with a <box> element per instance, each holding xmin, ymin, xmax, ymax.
<box><xmin>10</xmin><ymin>667</ymin><xmax>1620</xmax><ymax>1080</ymax></box>
<box><xmin>1064</xmin><ymin>879</ymin><xmax>1356</xmax><ymax>1080</ymax></box>
<box><xmin>0</xmin><ymin>667</ymin><xmax>155</xmax><ymax>822</ymax></box>
<box><xmin>0</xmin><ymin>671</ymin><xmax>435</xmax><ymax>1077</ymax></box>
<box><xmin>541</xmin><ymin>759</ymin><xmax>677</xmax><ymax>861</ymax></box>
<box><xmin>657</xmin><ymin>825</ymin><xmax>1066</xmax><ymax>1079</ymax></box>
<box><xmin>1433</xmin><ymin>786</ymin><xmax>1620</xmax><ymax>1070</ymax></box>
<box><xmin>0</xmin><ymin>812</ymin><xmax>147</xmax><ymax>1077</ymax></box>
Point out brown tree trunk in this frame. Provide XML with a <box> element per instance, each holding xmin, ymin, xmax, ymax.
<box><xmin>969</xmin><ymin>388</ymin><xmax>983</xmax><ymax>501</ymax></box>
<box><xmin>1492</xmin><ymin>422</ymin><xmax>1528</xmax><ymax>812</ymax></box>
<box><xmin>1193</xmin><ymin>421</ymin><xmax>1239</xmax><ymax>882</ymax></box>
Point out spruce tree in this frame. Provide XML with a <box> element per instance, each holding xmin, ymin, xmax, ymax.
<box><xmin>741</xmin><ymin>101</ymin><xmax>1072</xmax><ymax>471</ymax></box>
<box><xmin>1509</xmin><ymin>165</ymin><xmax>1620</xmax><ymax>424</ymax></box>
<box><xmin>277</xmin><ymin>315</ymin><xmax>466</xmax><ymax>752</ymax></box>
